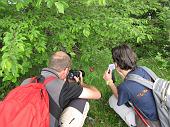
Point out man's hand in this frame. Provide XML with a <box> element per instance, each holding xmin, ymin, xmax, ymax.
<box><xmin>103</xmin><ymin>69</ymin><xmax>113</xmax><ymax>84</ymax></box>
<box><xmin>103</xmin><ymin>69</ymin><xmax>118</xmax><ymax>98</ymax></box>
<box><xmin>74</xmin><ymin>71</ymin><xmax>84</xmax><ymax>85</ymax></box>
<box><xmin>77</xmin><ymin>71</ymin><xmax>101</xmax><ymax>100</ymax></box>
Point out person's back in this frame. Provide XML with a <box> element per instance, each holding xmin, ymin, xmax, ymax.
<box><xmin>103</xmin><ymin>44</ymin><xmax>160</xmax><ymax>127</ymax></box>
<box><xmin>41</xmin><ymin>68</ymin><xmax>84</xmax><ymax>126</ymax></box>
<box><xmin>118</xmin><ymin>67</ymin><xmax>159</xmax><ymax>121</ymax></box>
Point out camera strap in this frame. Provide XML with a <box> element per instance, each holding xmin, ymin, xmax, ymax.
<box><xmin>42</xmin><ymin>68</ymin><xmax>60</xmax><ymax>78</ymax></box>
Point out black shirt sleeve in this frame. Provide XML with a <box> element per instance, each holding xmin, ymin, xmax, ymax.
<box><xmin>59</xmin><ymin>81</ymin><xmax>83</xmax><ymax>109</ymax></box>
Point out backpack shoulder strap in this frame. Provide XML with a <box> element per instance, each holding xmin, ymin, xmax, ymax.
<box><xmin>126</xmin><ymin>74</ymin><xmax>153</xmax><ymax>90</ymax></box>
<box><xmin>31</xmin><ymin>75</ymin><xmax>56</xmax><ymax>85</ymax></box>
<box><xmin>44</xmin><ymin>76</ymin><xmax>56</xmax><ymax>85</ymax></box>
<box><xmin>140</xmin><ymin>66</ymin><xmax>158</xmax><ymax>81</ymax></box>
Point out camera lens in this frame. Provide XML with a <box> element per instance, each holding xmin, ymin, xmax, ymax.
<box><xmin>67</xmin><ymin>69</ymin><xmax>85</xmax><ymax>80</ymax></box>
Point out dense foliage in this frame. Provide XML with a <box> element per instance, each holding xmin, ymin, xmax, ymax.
<box><xmin>0</xmin><ymin>0</ymin><xmax>170</xmax><ymax>95</ymax></box>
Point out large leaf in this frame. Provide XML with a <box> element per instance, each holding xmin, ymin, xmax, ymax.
<box><xmin>55</xmin><ymin>2</ymin><xmax>64</xmax><ymax>14</ymax></box>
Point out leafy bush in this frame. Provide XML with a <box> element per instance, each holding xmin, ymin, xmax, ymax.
<box><xmin>0</xmin><ymin>0</ymin><xmax>169</xmax><ymax>96</ymax></box>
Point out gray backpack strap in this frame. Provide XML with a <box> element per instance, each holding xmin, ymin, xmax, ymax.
<box><xmin>127</xmin><ymin>74</ymin><xmax>154</xmax><ymax>90</ymax></box>
<box><xmin>140</xmin><ymin>66</ymin><xmax>158</xmax><ymax>81</ymax></box>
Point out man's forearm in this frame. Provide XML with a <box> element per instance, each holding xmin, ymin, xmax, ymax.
<box><xmin>79</xmin><ymin>82</ymin><xmax>101</xmax><ymax>99</ymax></box>
<box><xmin>81</xmin><ymin>82</ymin><xmax>98</xmax><ymax>92</ymax></box>
<box><xmin>107</xmin><ymin>80</ymin><xmax>118</xmax><ymax>98</ymax></box>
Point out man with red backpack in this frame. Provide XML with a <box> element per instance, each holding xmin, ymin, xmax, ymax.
<box><xmin>23</xmin><ymin>51</ymin><xmax>101</xmax><ymax>127</ymax></box>
<box><xmin>0</xmin><ymin>51</ymin><xmax>101</xmax><ymax>127</ymax></box>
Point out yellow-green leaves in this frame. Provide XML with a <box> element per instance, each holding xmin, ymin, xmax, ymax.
<box><xmin>55</xmin><ymin>1</ymin><xmax>69</xmax><ymax>14</ymax></box>
<box><xmin>83</xmin><ymin>28</ymin><xmax>90</xmax><ymax>37</ymax></box>
<box><xmin>55</xmin><ymin>2</ymin><xmax>65</xmax><ymax>14</ymax></box>
<box><xmin>45</xmin><ymin>0</ymin><xmax>54</xmax><ymax>8</ymax></box>
<box><xmin>87</xmin><ymin>0</ymin><xmax>106</xmax><ymax>6</ymax></box>
<box><xmin>98</xmin><ymin>0</ymin><xmax>106</xmax><ymax>6</ymax></box>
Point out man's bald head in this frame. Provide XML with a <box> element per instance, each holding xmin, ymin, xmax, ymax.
<box><xmin>48</xmin><ymin>51</ymin><xmax>71</xmax><ymax>72</ymax></box>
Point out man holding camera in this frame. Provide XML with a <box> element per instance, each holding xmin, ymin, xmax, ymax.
<box><xmin>21</xmin><ymin>51</ymin><xmax>101</xmax><ymax>127</ymax></box>
<box><xmin>103</xmin><ymin>44</ymin><xmax>160</xmax><ymax>127</ymax></box>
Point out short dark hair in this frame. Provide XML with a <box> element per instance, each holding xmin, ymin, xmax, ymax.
<box><xmin>48</xmin><ymin>51</ymin><xmax>71</xmax><ymax>72</ymax></box>
<box><xmin>112</xmin><ymin>44</ymin><xmax>137</xmax><ymax>70</ymax></box>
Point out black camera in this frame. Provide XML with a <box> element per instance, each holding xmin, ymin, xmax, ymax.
<box><xmin>67</xmin><ymin>69</ymin><xmax>85</xmax><ymax>80</ymax></box>
<box><xmin>111</xmin><ymin>71</ymin><xmax>116</xmax><ymax>83</ymax></box>
<box><xmin>108</xmin><ymin>64</ymin><xmax>116</xmax><ymax>83</ymax></box>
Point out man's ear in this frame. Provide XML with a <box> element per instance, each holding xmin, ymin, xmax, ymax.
<box><xmin>65</xmin><ymin>67</ymin><xmax>69</xmax><ymax>72</ymax></box>
<box><xmin>64</xmin><ymin>67</ymin><xmax>70</xmax><ymax>75</ymax></box>
<box><xmin>59</xmin><ymin>68</ymin><xmax>69</xmax><ymax>80</ymax></box>
<box><xmin>114</xmin><ymin>63</ymin><xmax>118</xmax><ymax>68</ymax></box>
<box><xmin>115</xmin><ymin>63</ymin><xmax>121</xmax><ymax>71</ymax></box>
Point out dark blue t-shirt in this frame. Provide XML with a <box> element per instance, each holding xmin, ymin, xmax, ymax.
<box><xmin>117</xmin><ymin>67</ymin><xmax>159</xmax><ymax>121</ymax></box>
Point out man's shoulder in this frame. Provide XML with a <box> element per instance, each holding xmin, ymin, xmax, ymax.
<box><xmin>131</xmin><ymin>67</ymin><xmax>150</xmax><ymax>78</ymax></box>
<box><xmin>45</xmin><ymin>78</ymin><xmax>65</xmax><ymax>90</ymax></box>
<box><xmin>118</xmin><ymin>80</ymin><xmax>136</xmax><ymax>92</ymax></box>
<box><xmin>62</xmin><ymin>81</ymin><xmax>82</xmax><ymax>91</ymax></box>
<box><xmin>46</xmin><ymin>79</ymin><xmax>81</xmax><ymax>92</ymax></box>
<box><xmin>20</xmin><ymin>78</ymin><xmax>32</xmax><ymax>86</ymax></box>
<box><xmin>120</xmin><ymin>67</ymin><xmax>151</xmax><ymax>92</ymax></box>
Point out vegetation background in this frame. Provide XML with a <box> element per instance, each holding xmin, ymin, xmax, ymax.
<box><xmin>0</xmin><ymin>0</ymin><xmax>170</xmax><ymax>126</ymax></box>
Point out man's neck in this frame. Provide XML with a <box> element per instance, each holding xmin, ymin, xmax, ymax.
<box><xmin>42</xmin><ymin>68</ymin><xmax>60</xmax><ymax>78</ymax></box>
<box><xmin>120</xmin><ymin>69</ymin><xmax>131</xmax><ymax>78</ymax></box>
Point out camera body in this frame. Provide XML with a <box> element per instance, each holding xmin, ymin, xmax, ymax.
<box><xmin>108</xmin><ymin>64</ymin><xmax>116</xmax><ymax>83</ymax></box>
<box><xmin>67</xmin><ymin>69</ymin><xmax>85</xmax><ymax>80</ymax></box>
<box><xmin>111</xmin><ymin>71</ymin><xmax>116</xmax><ymax>83</ymax></box>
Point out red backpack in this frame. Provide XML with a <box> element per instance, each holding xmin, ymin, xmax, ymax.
<box><xmin>0</xmin><ymin>75</ymin><xmax>55</xmax><ymax>127</ymax></box>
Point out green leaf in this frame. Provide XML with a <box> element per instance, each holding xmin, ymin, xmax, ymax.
<box><xmin>17</xmin><ymin>43</ymin><xmax>25</xmax><ymax>52</ymax></box>
<box><xmin>3</xmin><ymin>74</ymin><xmax>13</xmax><ymax>81</ymax></box>
<box><xmin>1</xmin><ymin>45</ymin><xmax>7</xmax><ymax>52</ymax></box>
<box><xmin>55</xmin><ymin>2</ymin><xmax>64</xmax><ymax>14</ymax></box>
<box><xmin>83</xmin><ymin>28</ymin><xmax>90</xmax><ymax>37</ymax></box>
<box><xmin>146</xmin><ymin>34</ymin><xmax>153</xmax><ymax>41</ymax></box>
<box><xmin>0</xmin><ymin>6</ymin><xmax>5</xmax><ymax>11</ymax></box>
<box><xmin>1</xmin><ymin>59</ymin><xmax>12</xmax><ymax>71</ymax></box>
<box><xmin>0</xmin><ymin>70</ymin><xmax>3</xmax><ymax>77</ymax></box>
<box><xmin>46</xmin><ymin>0</ymin><xmax>54</xmax><ymax>8</ymax></box>
<box><xmin>99</xmin><ymin>0</ymin><xmax>106</xmax><ymax>6</ymax></box>
<box><xmin>36</xmin><ymin>0</ymin><xmax>42</xmax><ymax>7</ymax></box>
<box><xmin>137</xmin><ymin>37</ymin><xmax>141</xmax><ymax>43</ymax></box>
<box><xmin>16</xmin><ymin>2</ymin><xmax>24</xmax><ymax>11</ymax></box>
<box><xmin>62</xmin><ymin>1</ymin><xmax>69</xmax><ymax>8</ymax></box>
